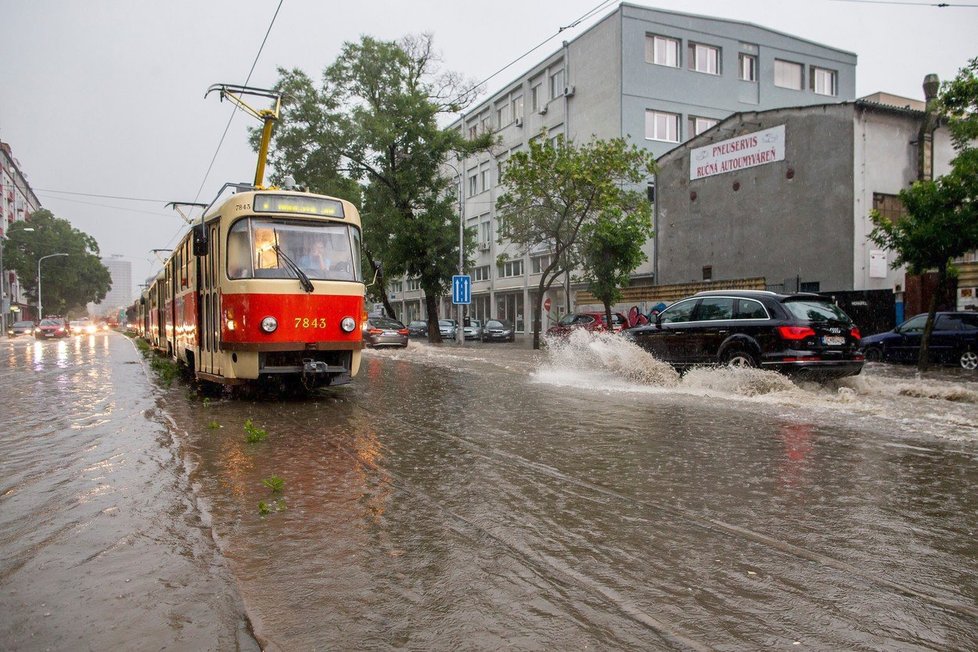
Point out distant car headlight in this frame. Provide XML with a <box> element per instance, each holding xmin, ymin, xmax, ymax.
<box><xmin>340</xmin><ymin>316</ymin><xmax>356</xmax><ymax>333</ymax></box>
<box><xmin>260</xmin><ymin>316</ymin><xmax>278</xmax><ymax>333</ymax></box>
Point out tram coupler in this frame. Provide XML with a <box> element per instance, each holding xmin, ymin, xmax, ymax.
<box><xmin>302</xmin><ymin>358</ymin><xmax>330</xmax><ymax>375</ymax></box>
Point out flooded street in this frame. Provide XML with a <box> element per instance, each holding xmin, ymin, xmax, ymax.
<box><xmin>3</xmin><ymin>331</ymin><xmax>978</xmax><ymax>650</ymax></box>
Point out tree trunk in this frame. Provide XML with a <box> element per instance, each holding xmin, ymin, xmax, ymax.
<box><xmin>917</xmin><ymin>265</ymin><xmax>947</xmax><ymax>371</ymax></box>
<box><xmin>425</xmin><ymin>293</ymin><xmax>442</xmax><ymax>343</ymax></box>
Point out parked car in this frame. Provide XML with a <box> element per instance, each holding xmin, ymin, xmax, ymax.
<box><xmin>481</xmin><ymin>318</ymin><xmax>516</xmax><ymax>343</ymax></box>
<box><xmin>70</xmin><ymin>318</ymin><xmax>98</xmax><ymax>335</ymax></box>
<box><xmin>625</xmin><ymin>290</ymin><xmax>864</xmax><ymax>379</ymax></box>
<box><xmin>363</xmin><ymin>316</ymin><xmax>409</xmax><ymax>348</ymax></box>
<box><xmin>438</xmin><ymin>319</ymin><xmax>458</xmax><ymax>340</ymax></box>
<box><xmin>35</xmin><ymin>317</ymin><xmax>71</xmax><ymax>339</ymax></box>
<box><xmin>463</xmin><ymin>318</ymin><xmax>483</xmax><ymax>340</ymax></box>
<box><xmin>407</xmin><ymin>320</ymin><xmax>428</xmax><ymax>338</ymax></box>
<box><xmin>7</xmin><ymin>320</ymin><xmax>35</xmax><ymax>337</ymax></box>
<box><xmin>860</xmin><ymin>311</ymin><xmax>978</xmax><ymax>370</ymax></box>
<box><xmin>546</xmin><ymin>311</ymin><xmax>629</xmax><ymax>338</ymax></box>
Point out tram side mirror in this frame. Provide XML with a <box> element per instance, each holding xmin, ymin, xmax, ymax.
<box><xmin>192</xmin><ymin>224</ymin><xmax>208</xmax><ymax>256</ymax></box>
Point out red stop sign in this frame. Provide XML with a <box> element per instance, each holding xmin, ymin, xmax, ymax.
<box><xmin>543</xmin><ymin>297</ymin><xmax>552</xmax><ymax>311</ymax></box>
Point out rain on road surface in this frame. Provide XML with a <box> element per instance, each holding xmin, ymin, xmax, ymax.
<box><xmin>2</xmin><ymin>330</ymin><xmax>977</xmax><ymax>650</ymax></box>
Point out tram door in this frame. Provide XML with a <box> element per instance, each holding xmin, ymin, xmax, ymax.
<box><xmin>198</xmin><ymin>223</ymin><xmax>221</xmax><ymax>376</ymax></box>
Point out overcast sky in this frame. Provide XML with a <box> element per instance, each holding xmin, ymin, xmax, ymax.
<box><xmin>1</xmin><ymin>0</ymin><xmax>975</xmax><ymax>299</ymax></box>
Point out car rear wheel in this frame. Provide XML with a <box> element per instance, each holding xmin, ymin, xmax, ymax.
<box><xmin>960</xmin><ymin>349</ymin><xmax>978</xmax><ymax>371</ymax></box>
<box><xmin>864</xmin><ymin>346</ymin><xmax>884</xmax><ymax>362</ymax></box>
<box><xmin>722</xmin><ymin>348</ymin><xmax>758</xmax><ymax>369</ymax></box>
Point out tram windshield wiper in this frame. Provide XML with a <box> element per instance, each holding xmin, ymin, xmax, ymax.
<box><xmin>272</xmin><ymin>241</ymin><xmax>314</xmax><ymax>293</ymax></box>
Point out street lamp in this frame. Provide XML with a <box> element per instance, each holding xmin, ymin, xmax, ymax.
<box><xmin>37</xmin><ymin>253</ymin><xmax>68</xmax><ymax>320</ymax></box>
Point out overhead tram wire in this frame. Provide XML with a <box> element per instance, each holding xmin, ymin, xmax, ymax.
<box><xmin>447</xmin><ymin>0</ymin><xmax>618</xmax><ymax>109</ymax></box>
<box><xmin>191</xmin><ymin>0</ymin><xmax>284</xmax><ymax>207</ymax></box>
<box><xmin>147</xmin><ymin>0</ymin><xmax>285</xmax><ymax>279</ymax></box>
<box><xmin>825</xmin><ymin>0</ymin><xmax>976</xmax><ymax>6</ymax></box>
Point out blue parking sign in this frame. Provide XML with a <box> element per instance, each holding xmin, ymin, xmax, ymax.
<box><xmin>452</xmin><ymin>274</ymin><xmax>471</xmax><ymax>304</ymax></box>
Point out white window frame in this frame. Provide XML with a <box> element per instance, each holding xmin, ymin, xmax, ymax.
<box><xmin>647</xmin><ymin>35</ymin><xmax>680</xmax><ymax>67</ymax></box>
<box><xmin>549</xmin><ymin>69</ymin><xmax>564</xmax><ymax>99</ymax></box>
<box><xmin>468</xmin><ymin>175</ymin><xmax>478</xmax><ymax>197</ymax></box>
<box><xmin>774</xmin><ymin>59</ymin><xmax>804</xmax><ymax>90</ymax></box>
<box><xmin>690</xmin><ymin>116</ymin><xmax>719</xmax><ymax>136</ymax></box>
<box><xmin>531</xmin><ymin>84</ymin><xmax>541</xmax><ymax>112</ymax></box>
<box><xmin>738</xmin><ymin>53</ymin><xmax>757</xmax><ymax>82</ymax></box>
<box><xmin>473</xmin><ymin>265</ymin><xmax>490</xmax><ymax>282</ymax></box>
<box><xmin>645</xmin><ymin>110</ymin><xmax>680</xmax><ymax>143</ymax></box>
<box><xmin>811</xmin><ymin>67</ymin><xmax>837</xmax><ymax>96</ymax></box>
<box><xmin>512</xmin><ymin>95</ymin><xmax>524</xmax><ymax>121</ymax></box>
<box><xmin>498</xmin><ymin>259</ymin><xmax>524</xmax><ymax>278</ymax></box>
<box><xmin>689</xmin><ymin>43</ymin><xmax>720</xmax><ymax>75</ymax></box>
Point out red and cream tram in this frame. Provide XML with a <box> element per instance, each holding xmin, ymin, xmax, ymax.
<box><xmin>145</xmin><ymin>190</ymin><xmax>366</xmax><ymax>388</ymax></box>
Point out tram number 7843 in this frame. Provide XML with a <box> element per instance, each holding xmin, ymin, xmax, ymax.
<box><xmin>295</xmin><ymin>317</ymin><xmax>329</xmax><ymax>329</ymax></box>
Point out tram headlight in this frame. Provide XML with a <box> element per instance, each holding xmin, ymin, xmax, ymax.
<box><xmin>260</xmin><ymin>316</ymin><xmax>278</xmax><ymax>333</ymax></box>
<box><xmin>340</xmin><ymin>316</ymin><xmax>356</xmax><ymax>333</ymax></box>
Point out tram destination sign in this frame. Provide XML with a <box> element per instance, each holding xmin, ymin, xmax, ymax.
<box><xmin>254</xmin><ymin>194</ymin><xmax>345</xmax><ymax>218</ymax></box>
<box><xmin>689</xmin><ymin>124</ymin><xmax>785</xmax><ymax>181</ymax></box>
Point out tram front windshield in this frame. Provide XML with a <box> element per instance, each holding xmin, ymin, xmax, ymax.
<box><xmin>227</xmin><ymin>218</ymin><xmax>362</xmax><ymax>282</ymax></box>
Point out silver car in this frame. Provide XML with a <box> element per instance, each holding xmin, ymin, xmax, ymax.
<box><xmin>438</xmin><ymin>319</ymin><xmax>458</xmax><ymax>340</ymax></box>
<box><xmin>463</xmin><ymin>318</ymin><xmax>482</xmax><ymax>340</ymax></box>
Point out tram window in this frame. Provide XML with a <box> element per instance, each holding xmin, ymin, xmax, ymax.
<box><xmin>227</xmin><ymin>217</ymin><xmax>362</xmax><ymax>282</ymax></box>
<box><xmin>227</xmin><ymin>222</ymin><xmax>253</xmax><ymax>279</ymax></box>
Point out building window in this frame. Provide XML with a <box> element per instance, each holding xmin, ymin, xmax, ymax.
<box><xmin>689</xmin><ymin>116</ymin><xmax>719</xmax><ymax>136</ymax></box>
<box><xmin>873</xmin><ymin>193</ymin><xmax>906</xmax><ymax>223</ymax></box>
<box><xmin>496</xmin><ymin>102</ymin><xmax>510</xmax><ymax>128</ymax></box>
<box><xmin>498</xmin><ymin>259</ymin><xmax>524</xmax><ymax>278</ymax></box>
<box><xmin>702</xmin><ymin>265</ymin><xmax>713</xmax><ymax>281</ymax></box>
<box><xmin>531</xmin><ymin>254</ymin><xmax>555</xmax><ymax>274</ymax></box>
<box><xmin>480</xmin><ymin>220</ymin><xmax>491</xmax><ymax>245</ymax></box>
<box><xmin>739</xmin><ymin>53</ymin><xmax>757</xmax><ymax>81</ymax></box>
<box><xmin>512</xmin><ymin>95</ymin><xmax>524</xmax><ymax>121</ymax></box>
<box><xmin>811</xmin><ymin>67</ymin><xmax>837</xmax><ymax>96</ymax></box>
<box><xmin>480</xmin><ymin>114</ymin><xmax>492</xmax><ymax>133</ymax></box>
<box><xmin>800</xmin><ymin>281</ymin><xmax>820</xmax><ymax>293</ymax></box>
<box><xmin>480</xmin><ymin>168</ymin><xmax>490</xmax><ymax>192</ymax></box>
<box><xmin>531</xmin><ymin>84</ymin><xmax>541</xmax><ymax>112</ymax></box>
<box><xmin>468</xmin><ymin>175</ymin><xmax>478</xmax><ymax>197</ymax></box>
<box><xmin>468</xmin><ymin>124</ymin><xmax>478</xmax><ymax>139</ymax></box>
<box><xmin>647</xmin><ymin>182</ymin><xmax>655</xmax><ymax>204</ymax></box>
<box><xmin>645</xmin><ymin>110</ymin><xmax>680</xmax><ymax>142</ymax></box>
<box><xmin>774</xmin><ymin>59</ymin><xmax>804</xmax><ymax>90</ymax></box>
<box><xmin>549</xmin><ymin>69</ymin><xmax>564</xmax><ymax>99</ymax></box>
<box><xmin>646</xmin><ymin>35</ymin><xmax>680</xmax><ymax>67</ymax></box>
<box><xmin>389</xmin><ymin>280</ymin><xmax>403</xmax><ymax>293</ymax></box>
<box><xmin>407</xmin><ymin>278</ymin><xmax>421</xmax><ymax>291</ymax></box>
<box><xmin>473</xmin><ymin>265</ymin><xmax>490</xmax><ymax>282</ymax></box>
<box><xmin>688</xmin><ymin>43</ymin><xmax>719</xmax><ymax>75</ymax></box>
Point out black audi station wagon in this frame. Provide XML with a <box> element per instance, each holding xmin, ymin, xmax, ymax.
<box><xmin>625</xmin><ymin>290</ymin><xmax>864</xmax><ymax>379</ymax></box>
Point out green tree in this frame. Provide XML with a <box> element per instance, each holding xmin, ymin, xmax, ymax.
<box><xmin>262</xmin><ymin>34</ymin><xmax>490</xmax><ymax>340</ymax></box>
<box><xmin>4</xmin><ymin>209</ymin><xmax>112</xmax><ymax>317</ymax></box>
<box><xmin>495</xmin><ymin>134</ymin><xmax>655</xmax><ymax>349</ymax></box>
<box><xmin>869</xmin><ymin>57</ymin><xmax>978</xmax><ymax>369</ymax></box>
<box><xmin>579</xmin><ymin>206</ymin><xmax>653</xmax><ymax>330</ymax></box>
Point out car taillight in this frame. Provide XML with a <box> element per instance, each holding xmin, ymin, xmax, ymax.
<box><xmin>850</xmin><ymin>327</ymin><xmax>861</xmax><ymax>340</ymax></box>
<box><xmin>367</xmin><ymin>328</ymin><xmax>384</xmax><ymax>335</ymax></box>
<box><xmin>398</xmin><ymin>329</ymin><xmax>409</xmax><ymax>336</ymax></box>
<box><xmin>777</xmin><ymin>325</ymin><xmax>815</xmax><ymax>340</ymax></box>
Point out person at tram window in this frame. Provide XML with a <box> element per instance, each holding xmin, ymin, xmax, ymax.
<box><xmin>299</xmin><ymin>241</ymin><xmax>331</xmax><ymax>276</ymax></box>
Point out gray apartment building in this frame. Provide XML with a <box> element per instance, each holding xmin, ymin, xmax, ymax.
<box><xmin>386</xmin><ymin>2</ymin><xmax>857</xmax><ymax>333</ymax></box>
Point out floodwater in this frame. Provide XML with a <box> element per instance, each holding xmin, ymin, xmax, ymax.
<box><xmin>3</xmin><ymin>331</ymin><xmax>977</xmax><ymax>650</ymax></box>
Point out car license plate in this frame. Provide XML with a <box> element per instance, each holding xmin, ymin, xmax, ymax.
<box><xmin>384</xmin><ymin>330</ymin><xmax>397</xmax><ymax>336</ymax></box>
<box><xmin>823</xmin><ymin>335</ymin><xmax>845</xmax><ymax>346</ymax></box>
